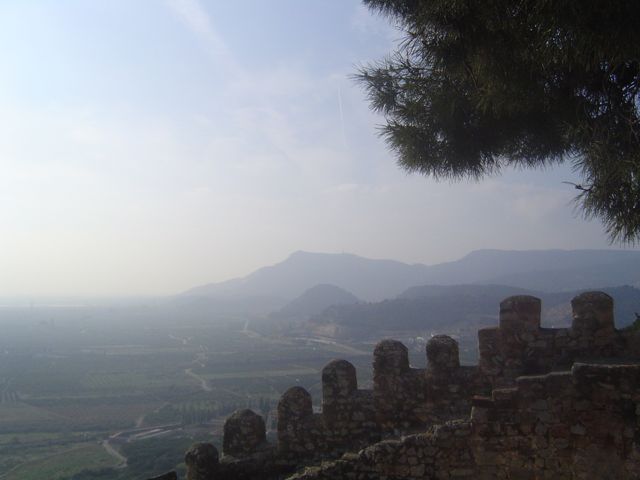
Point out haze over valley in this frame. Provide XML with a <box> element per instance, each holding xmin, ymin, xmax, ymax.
<box><xmin>2</xmin><ymin>0</ymin><xmax>640</xmax><ymax>478</ymax></box>
<box><xmin>2</xmin><ymin>248</ymin><xmax>640</xmax><ymax>478</ymax></box>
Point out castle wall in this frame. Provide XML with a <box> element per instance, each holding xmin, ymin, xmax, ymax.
<box><xmin>287</xmin><ymin>363</ymin><xmax>640</xmax><ymax>480</ymax></box>
<box><xmin>178</xmin><ymin>291</ymin><xmax>640</xmax><ymax>480</ymax></box>
<box><xmin>272</xmin><ymin>332</ymin><xmax>484</xmax><ymax>465</ymax></box>
<box><xmin>286</xmin><ymin>421</ymin><xmax>475</xmax><ymax>480</ymax></box>
<box><xmin>277</xmin><ymin>386</ymin><xmax>324</xmax><ymax>459</ymax></box>
<box><xmin>478</xmin><ymin>292</ymin><xmax>627</xmax><ymax>387</ymax></box>
<box><xmin>472</xmin><ymin>362</ymin><xmax>640</xmax><ymax>479</ymax></box>
<box><xmin>214</xmin><ymin>332</ymin><xmax>480</xmax><ymax>471</ymax></box>
<box><xmin>322</xmin><ymin>359</ymin><xmax>378</xmax><ymax>449</ymax></box>
<box><xmin>373</xmin><ymin>339</ymin><xmax>427</xmax><ymax>431</ymax></box>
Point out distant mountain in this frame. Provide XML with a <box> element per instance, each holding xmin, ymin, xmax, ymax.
<box><xmin>484</xmin><ymin>262</ymin><xmax>640</xmax><ymax>292</ymax></box>
<box><xmin>421</xmin><ymin>249</ymin><xmax>640</xmax><ymax>290</ymax></box>
<box><xmin>310</xmin><ymin>285</ymin><xmax>640</xmax><ymax>337</ymax></box>
<box><xmin>182</xmin><ymin>249</ymin><xmax>640</xmax><ymax>303</ymax></box>
<box><xmin>272</xmin><ymin>284</ymin><xmax>360</xmax><ymax>320</ymax></box>
<box><xmin>182</xmin><ymin>251</ymin><xmax>431</xmax><ymax>301</ymax></box>
<box><xmin>399</xmin><ymin>284</ymin><xmax>530</xmax><ymax>300</ymax></box>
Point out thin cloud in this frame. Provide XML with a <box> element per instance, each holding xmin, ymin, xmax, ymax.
<box><xmin>165</xmin><ymin>0</ymin><xmax>244</xmax><ymax>79</ymax></box>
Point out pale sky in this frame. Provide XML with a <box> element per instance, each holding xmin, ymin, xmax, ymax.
<box><xmin>0</xmin><ymin>0</ymin><xmax>629</xmax><ymax>296</ymax></box>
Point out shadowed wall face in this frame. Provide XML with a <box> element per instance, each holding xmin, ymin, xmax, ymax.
<box><xmin>480</xmin><ymin>292</ymin><xmax>624</xmax><ymax>386</ymax></box>
<box><xmin>223</xmin><ymin>409</ymin><xmax>266</xmax><ymax>457</ymax></box>
<box><xmin>185</xmin><ymin>443</ymin><xmax>218</xmax><ymax>480</ymax></box>
<box><xmin>426</xmin><ymin>335</ymin><xmax>460</xmax><ymax>372</ymax></box>
<box><xmin>277</xmin><ymin>386</ymin><xmax>319</xmax><ymax>457</ymax></box>
<box><xmin>322</xmin><ymin>359</ymin><xmax>358</xmax><ymax>422</ymax></box>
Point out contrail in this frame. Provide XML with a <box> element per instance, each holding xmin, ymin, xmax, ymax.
<box><xmin>338</xmin><ymin>84</ymin><xmax>348</xmax><ymax>150</ymax></box>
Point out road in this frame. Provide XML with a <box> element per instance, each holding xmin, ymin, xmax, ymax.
<box><xmin>185</xmin><ymin>367</ymin><xmax>212</xmax><ymax>392</ymax></box>
<box><xmin>101</xmin><ymin>439</ymin><xmax>127</xmax><ymax>468</ymax></box>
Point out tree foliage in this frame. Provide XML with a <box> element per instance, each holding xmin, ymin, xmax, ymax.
<box><xmin>358</xmin><ymin>0</ymin><xmax>640</xmax><ymax>242</ymax></box>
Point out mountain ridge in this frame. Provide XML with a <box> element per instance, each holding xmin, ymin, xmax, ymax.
<box><xmin>309</xmin><ymin>284</ymin><xmax>640</xmax><ymax>338</ymax></box>
<box><xmin>182</xmin><ymin>249</ymin><xmax>640</xmax><ymax>302</ymax></box>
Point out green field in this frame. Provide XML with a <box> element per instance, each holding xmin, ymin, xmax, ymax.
<box><xmin>0</xmin><ymin>304</ymin><xmax>381</xmax><ymax>480</ymax></box>
<box><xmin>3</xmin><ymin>443</ymin><xmax>118</xmax><ymax>480</ymax></box>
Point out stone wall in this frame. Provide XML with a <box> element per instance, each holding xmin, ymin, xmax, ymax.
<box><xmin>171</xmin><ymin>291</ymin><xmax>640</xmax><ymax>480</ymax></box>
<box><xmin>287</xmin><ymin>421</ymin><xmax>475</xmax><ymax>480</ymax></box>
<box><xmin>288</xmin><ymin>363</ymin><xmax>640</xmax><ymax>480</ymax></box>
<box><xmin>478</xmin><ymin>292</ymin><xmax>633</xmax><ymax>387</ymax></box>
<box><xmin>471</xmin><ymin>362</ymin><xmax>640</xmax><ymax>479</ymax></box>
<box><xmin>373</xmin><ymin>337</ymin><xmax>486</xmax><ymax>433</ymax></box>
<box><xmin>265</xmin><ymin>332</ymin><xmax>484</xmax><ymax>468</ymax></box>
<box><xmin>222</xmin><ymin>409</ymin><xmax>268</xmax><ymax>458</ymax></box>
<box><xmin>177</xmin><ymin>331</ymin><xmax>484</xmax><ymax>479</ymax></box>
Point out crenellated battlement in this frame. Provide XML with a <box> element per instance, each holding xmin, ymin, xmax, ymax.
<box><xmin>477</xmin><ymin>291</ymin><xmax>630</xmax><ymax>387</ymax></box>
<box><xmin>286</xmin><ymin>362</ymin><xmax>640</xmax><ymax>480</ymax></box>
<box><xmin>426</xmin><ymin>334</ymin><xmax>460</xmax><ymax>372</ymax></box>
<box><xmin>222</xmin><ymin>409</ymin><xmax>269</xmax><ymax>458</ymax></box>
<box><xmin>499</xmin><ymin>294</ymin><xmax>541</xmax><ymax>331</ymax></box>
<box><xmin>168</xmin><ymin>291</ymin><xmax>640</xmax><ymax>480</ymax></box>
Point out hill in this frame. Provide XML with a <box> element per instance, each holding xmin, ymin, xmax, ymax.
<box><xmin>182</xmin><ymin>251</ymin><xmax>431</xmax><ymax>302</ymax></box>
<box><xmin>271</xmin><ymin>284</ymin><xmax>360</xmax><ymax>321</ymax></box>
<box><xmin>309</xmin><ymin>285</ymin><xmax>640</xmax><ymax>338</ymax></box>
<box><xmin>182</xmin><ymin>249</ymin><xmax>640</xmax><ymax>303</ymax></box>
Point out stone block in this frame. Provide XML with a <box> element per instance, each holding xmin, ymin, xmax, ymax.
<box><xmin>223</xmin><ymin>409</ymin><xmax>267</xmax><ymax>457</ymax></box>
<box><xmin>185</xmin><ymin>443</ymin><xmax>218</xmax><ymax>480</ymax></box>
<box><xmin>427</xmin><ymin>335</ymin><xmax>460</xmax><ymax>372</ymax></box>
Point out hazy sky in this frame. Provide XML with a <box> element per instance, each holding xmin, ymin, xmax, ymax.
<box><xmin>0</xmin><ymin>1</ymin><xmax>632</xmax><ymax>296</ymax></box>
